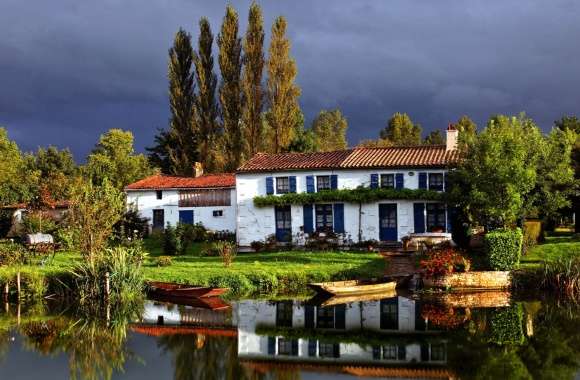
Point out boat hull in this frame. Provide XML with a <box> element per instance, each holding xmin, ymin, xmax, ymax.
<box><xmin>148</xmin><ymin>281</ymin><xmax>228</xmax><ymax>298</ymax></box>
<box><xmin>308</xmin><ymin>279</ymin><xmax>397</xmax><ymax>296</ymax></box>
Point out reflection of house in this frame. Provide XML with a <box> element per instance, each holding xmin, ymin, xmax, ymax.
<box><xmin>236</xmin><ymin>126</ymin><xmax>459</xmax><ymax>246</ymax></box>
<box><xmin>125</xmin><ymin>173</ymin><xmax>236</xmax><ymax>232</ymax></box>
<box><xmin>235</xmin><ymin>297</ymin><xmax>447</xmax><ymax>367</ymax></box>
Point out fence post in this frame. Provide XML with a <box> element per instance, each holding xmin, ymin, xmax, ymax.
<box><xmin>16</xmin><ymin>271</ymin><xmax>21</xmax><ymax>300</ymax></box>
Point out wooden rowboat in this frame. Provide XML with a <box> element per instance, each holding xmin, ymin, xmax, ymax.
<box><xmin>308</xmin><ymin>279</ymin><xmax>397</xmax><ymax>297</ymax></box>
<box><xmin>307</xmin><ymin>289</ymin><xmax>398</xmax><ymax>307</ymax></box>
<box><xmin>148</xmin><ymin>292</ymin><xmax>231</xmax><ymax>311</ymax></box>
<box><xmin>148</xmin><ymin>281</ymin><xmax>228</xmax><ymax>299</ymax></box>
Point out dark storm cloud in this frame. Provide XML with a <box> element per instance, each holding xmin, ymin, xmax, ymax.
<box><xmin>1</xmin><ymin>0</ymin><xmax>579</xmax><ymax>160</ymax></box>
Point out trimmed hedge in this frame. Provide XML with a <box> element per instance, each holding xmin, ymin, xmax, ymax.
<box><xmin>253</xmin><ymin>187</ymin><xmax>444</xmax><ymax>207</ymax></box>
<box><xmin>485</xmin><ymin>228</ymin><xmax>523</xmax><ymax>270</ymax></box>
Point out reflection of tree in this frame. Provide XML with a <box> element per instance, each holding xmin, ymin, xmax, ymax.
<box><xmin>0</xmin><ymin>329</ymin><xmax>9</xmax><ymax>362</ymax></box>
<box><xmin>157</xmin><ymin>333</ymin><xmax>247</xmax><ymax>380</ymax></box>
<box><xmin>447</xmin><ymin>302</ymin><xmax>580</xmax><ymax>380</ymax></box>
<box><xmin>17</xmin><ymin>302</ymin><xmax>143</xmax><ymax>380</ymax></box>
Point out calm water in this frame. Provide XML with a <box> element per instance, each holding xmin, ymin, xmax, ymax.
<box><xmin>0</xmin><ymin>292</ymin><xmax>579</xmax><ymax>380</ymax></box>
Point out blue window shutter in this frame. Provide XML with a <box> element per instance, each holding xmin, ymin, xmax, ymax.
<box><xmin>418</xmin><ymin>173</ymin><xmax>427</xmax><ymax>189</ymax></box>
<box><xmin>268</xmin><ymin>337</ymin><xmax>276</xmax><ymax>355</ymax></box>
<box><xmin>305</xmin><ymin>305</ymin><xmax>315</xmax><ymax>328</ymax></box>
<box><xmin>303</xmin><ymin>204</ymin><xmax>314</xmax><ymax>233</ymax></box>
<box><xmin>335</xmin><ymin>304</ymin><xmax>346</xmax><ymax>329</ymax></box>
<box><xmin>333</xmin><ymin>203</ymin><xmax>344</xmax><ymax>233</ymax></box>
<box><xmin>395</xmin><ymin>173</ymin><xmax>404</xmax><ymax>189</ymax></box>
<box><xmin>308</xmin><ymin>340</ymin><xmax>317</xmax><ymax>356</ymax></box>
<box><xmin>330</xmin><ymin>174</ymin><xmax>338</xmax><ymax>190</ymax></box>
<box><xmin>446</xmin><ymin>205</ymin><xmax>456</xmax><ymax>233</ymax></box>
<box><xmin>306</xmin><ymin>176</ymin><xmax>315</xmax><ymax>193</ymax></box>
<box><xmin>370</xmin><ymin>173</ymin><xmax>379</xmax><ymax>189</ymax></box>
<box><xmin>444</xmin><ymin>172</ymin><xmax>449</xmax><ymax>192</ymax></box>
<box><xmin>289</xmin><ymin>176</ymin><xmax>297</xmax><ymax>193</ymax></box>
<box><xmin>266</xmin><ymin>177</ymin><xmax>274</xmax><ymax>194</ymax></box>
<box><xmin>414</xmin><ymin>203</ymin><xmax>425</xmax><ymax>233</ymax></box>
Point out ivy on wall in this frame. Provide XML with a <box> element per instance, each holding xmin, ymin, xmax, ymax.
<box><xmin>253</xmin><ymin>187</ymin><xmax>445</xmax><ymax>207</ymax></box>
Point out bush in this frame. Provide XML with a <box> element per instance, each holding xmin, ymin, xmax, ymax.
<box><xmin>156</xmin><ymin>256</ymin><xmax>173</xmax><ymax>267</ymax></box>
<box><xmin>21</xmin><ymin>212</ymin><xmax>58</xmax><ymax>235</ymax></box>
<box><xmin>213</xmin><ymin>241</ymin><xmax>237</xmax><ymax>267</ymax></box>
<box><xmin>522</xmin><ymin>220</ymin><xmax>543</xmax><ymax>255</ymax></box>
<box><xmin>420</xmin><ymin>247</ymin><xmax>471</xmax><ymax>278</ymax></box>
<box><xmin>0</xmin><ymin>241</ymin><xmax>27</xmax><ymax>266</ymax></box>
<box><xmin>0</xmin><ymin>209</ymin><xmax>13</xmax><ymax>238</ymax></box>
<box><xmin>485</xmin><ymin>228</ymin><xmax>523</xmax><ymax>270</ymax></box>
<box><xmin>488</xmin><ymin>305</ymin><xmax>525</xmax><ymax>345</ymax></box>
<box><xmin>162</xmin><ymin>224</ymin><xmax>178</xmax><ymax>255</ymax></box>
<box><xmin>250</xmin><ymin>240</ymin><xmax>265</xmax><ymax>252</ymax></box>
<box><xmin>113</xmin><ymin>208</ymin><xmax>150</xmax><ymax>241</ymax></box>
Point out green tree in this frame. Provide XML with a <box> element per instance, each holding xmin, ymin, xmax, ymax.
<box><xmin>455</xmin><ymin>115</ymin><xmax>478</xmax><ymax>147</ymax></box>
<box><xmin>266</xmin><ymin>16</ymin><xmax>301</xmax><ymax>153</ymax></box>
<box><xmin>287</xmin><ymin>127</ymin><xmax>317</xmax><ymax>153</ymax></box>
<box><xmin>450</xmin><ymin>114</ymin><xmax>544</xmax><ymax>228</ymax></box>
<box><xmin>423</xmin><ymin>130</ymin><xmax>445</xmax><ymax>145</ymax></box>
<box><xmin>311</xmin><ymin>109</ymin><xmax>348</xmax><ymax>151</ymax></box>
<box><xmin>218</xmin><ymin>5</ymin><xmax>244</xmax><ymax>171</ymax></box>
<box><xmin>242</xmin><ymin>2</ymin><xmax>265</xmax><ymax>158</ymax></box>
<box><xmin>555</xmin><ymin>116</ymin><xmax>580</xmax><ymax>232</ymax></box>
<box><xmin>380</xmin><ymin>112</ymin><xmax>422</xmax><ymax>146</ymax></box>
<box><xmin>68</xmin><ymin>177</ymin><xmax>125</xmax><ymax>258</ymax></box>
<box><xmin>0</xmin><ymin>127</ymin><xmax>37</xmax><ymax>206</ymax></box>
<box><xmin>193</xmin><ymin>18</ymin><xmax>221</xmax><ymax>172</ymax></box>
<box><xmin>166</xmin><ymin>29</ymin><xmax>197</xmax><ymax>175</ymax></box>
<box><xmin>85</xmin><ymin>129</ymin><xmax>154</xmax><ymax>190</ymax></box>
<box><xmin>146</xmin><ymin>127</ymin><xmax>175</xmax><ymax>174</ymax></box>
<box><xmin>26</xmin><ymin>146</ymin><xmax>77</xmax><ymax>200</ymax></box>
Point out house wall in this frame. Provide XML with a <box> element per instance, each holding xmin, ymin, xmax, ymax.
<box><xmin>236</xmin><ymin>169</ymin><xmax>448</xmax><ymax>246</ymax></box>
<box><xmin>126</xmin><ymin>188</ymin><xmax>236</xmax><ymax>232</ymax></box>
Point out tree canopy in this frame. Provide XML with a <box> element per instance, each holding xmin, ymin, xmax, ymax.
<box><xmin>380</xmin><ymin>112</ymin><xmax>422</xmax><ymax>146</ymax></box>
<box><xmin>311</xmin><ymin>109</ymin><xmax>348</xmax><ymax>151</ymax></box>
<box><xmin>86</xmin><ymin>129</ymin><xmax>154</xmax><ymax>190</ymax></box>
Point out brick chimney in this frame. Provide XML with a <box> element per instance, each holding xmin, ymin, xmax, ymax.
<box><xmin>193</xmin><ymin>162</ymin><xmax>204</xmax><ymax>177</ymax></box>
<box><xmin>446</xmin><ymin>123</ymin><xmax>458</xmax><ymax>151</ymax></box>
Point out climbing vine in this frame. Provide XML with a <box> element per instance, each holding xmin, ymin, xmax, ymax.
<box><xmin>253</xmin><ymin>187</ymin><xmax>445</xmax><ymax>207</ymax></box>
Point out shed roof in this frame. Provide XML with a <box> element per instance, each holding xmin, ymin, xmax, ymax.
<box><xmin>125</xmin><ymin>173</ymin><xmax>235</xmax><ymax>190</ymax></box>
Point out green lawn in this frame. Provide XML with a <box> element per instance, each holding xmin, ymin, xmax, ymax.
<box><xmin>1</xmin><ymin>239</ymin><xmax>386</xmax><ymax>296</ymax></box>
<box><xmin>520</xmin><ymin>236</ymin><xmax>580</xmax><ymax>269</ymax></box>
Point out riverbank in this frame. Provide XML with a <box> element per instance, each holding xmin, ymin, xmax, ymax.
<box><xmin>0</xmin><ymin>241</ymin><xmax>386</xmax><ymax>296</ymax></box>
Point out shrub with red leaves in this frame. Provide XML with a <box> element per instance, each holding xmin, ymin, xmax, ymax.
<box><xmin>420</xmin><ymin>247</ymin><xmax>471</xmax><ymax>278</ymax></box>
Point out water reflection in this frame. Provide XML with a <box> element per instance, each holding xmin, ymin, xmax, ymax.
<box><xmin>0</xmin><ymin>293</ymin><xmax>579</xmax><ymax>380</ymax></box>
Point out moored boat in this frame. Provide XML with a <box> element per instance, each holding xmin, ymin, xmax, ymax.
<box><xmin>148</xmin><ymin>281</ymin><xmax>228</xmax><ymax>298</ymax></box>
<box><xmin>308</xmin><ymin>279</ymin><xmax>397</xmax><ymax>297</ymax></box>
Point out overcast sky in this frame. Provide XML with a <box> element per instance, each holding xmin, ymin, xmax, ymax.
<box><xmin>1</xmin><ymin>0</ymin><xmax>579</xmax><ymax>160</ymax></box>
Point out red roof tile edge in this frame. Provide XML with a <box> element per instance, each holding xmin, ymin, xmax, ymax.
<box><xmin>125</xmin><ymin>173</ymin><xmax>236</xmax><ymax>190</ymax></box>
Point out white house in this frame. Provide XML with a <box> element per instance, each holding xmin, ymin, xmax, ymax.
<box><xmin>125</xmin><ymin>173</ymin><xmax>236</xmax><ymax>232</ymax></box>
<box><xmin>235</xmin><ymin>296</ymin><xmax>447</xmax><ymax>367</ymax></box>
<box><xmin>235</xmin><ymin>126</ymin><xmax>460</xmax><ymax>247</ymax></box>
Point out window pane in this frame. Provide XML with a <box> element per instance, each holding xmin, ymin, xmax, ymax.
<box><xmin>380</xmin><ymin>174</ymin><xmax>394</xmax><ymax>188</ymax></box>
<box><xmin>317</xmin><ymin>176</ymin><xmax>331</xmax><ymax>191</ymax></box>
<box><xmin>429</xmin><ymin>173</ymin><xmax>444</xmax><ymax>191</ymax></box>
<box><xmin>276</xmin><ymin>177</ymin><xmax>289</xmax><ymax>193</ymax></box>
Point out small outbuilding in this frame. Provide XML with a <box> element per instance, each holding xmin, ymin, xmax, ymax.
<box><xmin>125</xmin><ymin>172</ymin><xmax>236</xmax><ymax>233</ymax></box>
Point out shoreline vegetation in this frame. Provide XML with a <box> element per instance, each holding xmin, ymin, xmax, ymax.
<box><xmin>1</xmin><ymin>234</ymin><xmax>578</xmax><ymax>299</ymax></box>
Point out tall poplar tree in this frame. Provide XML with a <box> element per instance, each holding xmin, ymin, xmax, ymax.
<box><xmin>167</xmin><ymin>28</ymin><xmax>197</xmax><ymax>175</ymax></box>
<box><xmin>218</xmin><ymin>6</ymin><xmax>244</xmax><ymax>171</ymax></box>
<box><xmin>242</xmin><ymin>2</ymin><xmax>265</xmax><ymax>158</ymax></box>
<box><xmin>266</xmin><ymin>16</ymin><xmax>301</xmax><ymax>153</ymax></box>
<box><xmin>193</xmin><ymin>18</ymin><xmax>220</xmax><ymax>172</ymax></box>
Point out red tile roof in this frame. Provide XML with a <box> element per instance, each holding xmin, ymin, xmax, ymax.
<box><xmin>125</xmin><ymin>173</ymin><xmax>235</xmax><ymax>190</ymax></box>
<box><xmin>237</xmin><ymin>150</ymin><xmax>354</xmax><ymax>172</ymax></box>
<box><xmin>237</xmin><ymin>145</ymin><xmax>459</xmax><ymax>172</ymax></box>
<box><xmin>341</xmin><ymin>145</ymin><xmax>460</xmax><ymax>169</ymax></box>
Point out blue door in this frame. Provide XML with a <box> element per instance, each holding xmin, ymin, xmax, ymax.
<box><xmin>275</xmin><ymin>206</ymin><xmax>292</xmax><ymax>242</ymax></box>
<box><xmin>178</xmin><ymin>210</ymin><xmax>194</xmax><ymax>225</ymax></box>
<box><xmin>379</xmin><ymin>204</ymin><xmax>398</xmax><ymax>241</ymax></box>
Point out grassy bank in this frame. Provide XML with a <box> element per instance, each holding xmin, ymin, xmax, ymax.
<box><xmin>0</xmin><ymin>239</ymin><xmax>385</xmax><ymax>297</ymax></box>
<box><xmin>142</xmin><ymin>238</ymin><xmax>385</xmax><ymax>294</ymax></box>
<box><xmin>520</xmin><ymin>236</ymin><xmax>580</xmax><ymax>269</ymax></box>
